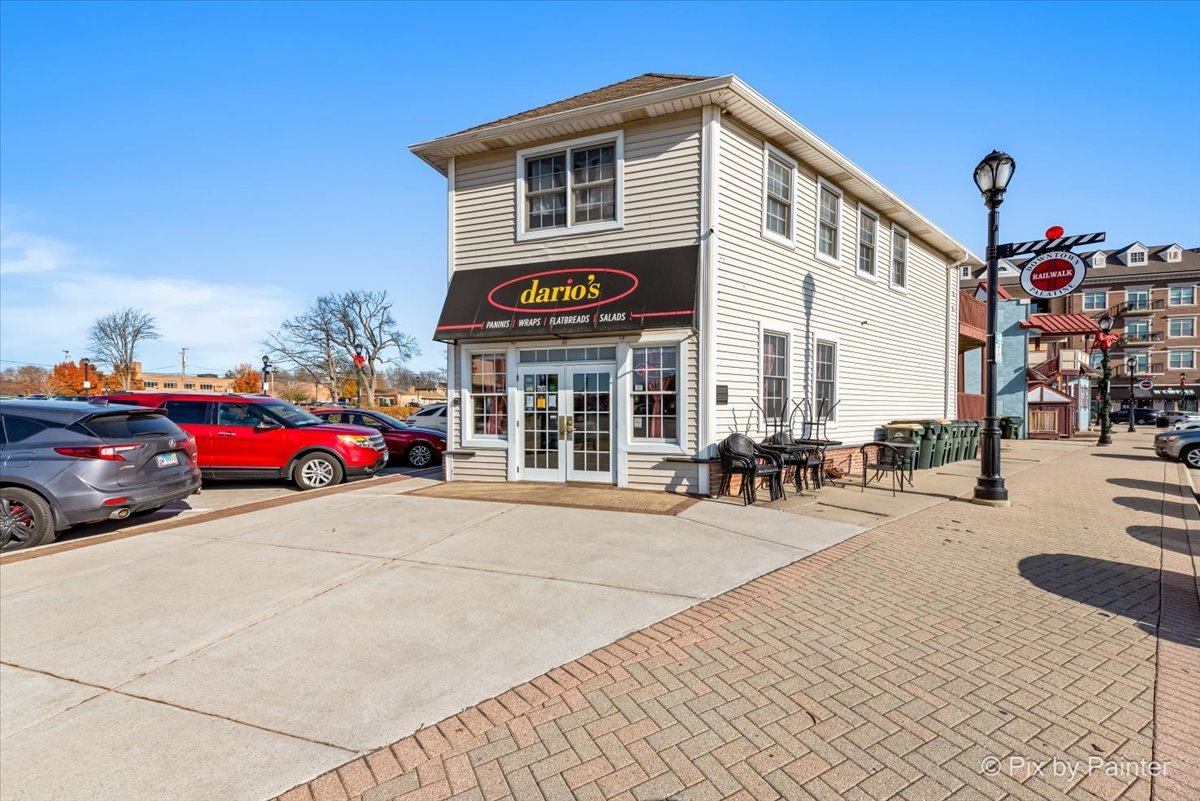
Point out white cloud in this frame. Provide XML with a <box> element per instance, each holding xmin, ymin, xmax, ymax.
<box><xmin>0</xmin><ymin>227</ymin><xmax>296</xmax><ymax>371</ymax></box>
<box><xmin>0</xmin><ymin>226</ymin><xmax>77</xmax><ymax>275</ymax></box>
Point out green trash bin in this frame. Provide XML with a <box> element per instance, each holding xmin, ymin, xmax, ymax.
<box><xmin>882</xmin><ymin>423</ymin><xmax>924</xmax><ymax>471</ymax></box>
<box><xmin>932</xmin><ymin>419</ymin><xmax>953</xmax><ymax>466</ymax></box>
<box><xmin>965</xmin><ymin>420</ymin><xmax>981</xmax><ymax>459</ymax></box>
<box><xmin>1005</xmin><ymin>416</ymin><xmax>1025</xmax><ymax>440</ymax></box>
<box><xmin>890</xmin><ymin>419</ymin><xmax>938</xmax><ymax>470</ymax></box>
<box><xmin>950</xmin><ymin>421</ymin><xmax>967</xmax><ymax>462</ymax></box>
<box><xmin>998</xmin><ymin>418</ymin><xmax>1013</xmax><ymax>439</ymax></box>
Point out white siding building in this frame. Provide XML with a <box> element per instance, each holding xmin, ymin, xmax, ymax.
<box><xmin>411</xmin><ymin>73</ymin><xmax>980</xmax><ymax>495</ymax></box>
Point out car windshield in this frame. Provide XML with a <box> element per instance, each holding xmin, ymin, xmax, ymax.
<box><xmin>261</xmin><ymin>401</ymin><xmax>324</xmax><ymax>427</ymax></box>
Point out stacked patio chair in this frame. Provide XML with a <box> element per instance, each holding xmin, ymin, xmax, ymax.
<box><xmin>717</xmin><ymin>433</ymin><xmax>786</xmax><ymax>505</ymax></box>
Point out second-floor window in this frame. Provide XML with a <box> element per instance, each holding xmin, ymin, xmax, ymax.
<box><xmin>892</xmin><ymin>228</ymin><xmax>909</xmax><ymax>288</ymax></box>
<box><xmin>858</xmin><ymin>208</ymin><xmax>878</xmax><ymax>276</ymax></box>
<box><xmin>1126</xmin><ymin>289</ymin><xmax>1149</xmax><ymax>311</ymax></box>
<box><xmin>1126</xmin><ymin>320</ymin><xmax>1151</xmax><ymax>341</ymax></box>
<box><xmin>1127</xmin><ymin>352</ymin><xmax>1151</xmax><ymax>373</ymax></box>
<box><xmin>1170</xmin><ymin>350</ymin><xmax>1195</xmax><ymax>370</ymax></box>
<box><xmin>816</xmin><ymin>182</ymin><xmax>841</xmax><ymax>261</ymax></box>
<box><xmin>763</xmin><ymin>150</ymin><xmax>794</xmax><ymax>241</ymax></box>
<box><xmin>1170</xmin><ymin>318</ymin><xmax>1195</xmax><ymax>338</ymax></box>
<box><xmin>1170</xmin><ymin>286</ymin><xmax>1195</xmax><ymax>306</ymax></box>
<box><xmin>517</xmin><ymin>133</ymin><xmax>622</xmax><ymax>238</ymax></box>
<box><xmin>1082</xmin><ymin>290</ymin><xmax>1107</xmax><ymax>311</ymax></box>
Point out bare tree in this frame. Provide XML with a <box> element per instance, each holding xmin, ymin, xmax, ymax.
<box><xmin>264</xmin><ymin>290</ymin><xmax>419</xmax><ymax>406</ymax></box>
<box><xmin>87</xmin><ymin>308</ymin><xmax>161</xmax><ymax>390</ymax></box>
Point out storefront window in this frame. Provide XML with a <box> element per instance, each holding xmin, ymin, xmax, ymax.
<box><xmin>815</xmin><ymin>340</ymin><xmax>837</xmax><ymax>418</ymax></box>
<box><xmin>470</xmin><ymin>353</ymin><xmax>507</xmax><ymax>437</ymax></box>
<box><xmin>762</xmin><ymin>332</ymin><xmax>788</xmax><ymax>421</ymax></box>
<box><xmin>631</xmin><ymin>346</ymin><xmax>678</xmax><ymax>442</ymax></box>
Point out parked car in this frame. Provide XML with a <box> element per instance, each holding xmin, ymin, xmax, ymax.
<box><xmin>310</xmin><ymin>408</ymin><xmax>446</xmax><ymax>467</ymax></box>
<box><xmin>1172</xmin><ymin>421</ymin><xmax>1200</xmax><ymax>431</ymax></box>
<box><xmin>0</xmin><ymin>399</ymin><xmax>201</xmax><ymax>551</ymax></box>
<box><xmin>1109</xmin><ymin>407</ymin><xmax>1159</xmax><ymax>425</ymax></box>
<box><xmin>405</xmin><ymin>403</ymin><xmax>447</xmax><ymax>432</ymax></box>
<box><xmin>1155</xmin><ymin>428</ymin><xmax>1200</xmax><ymax>468</ymax></box>
<box><xmin>1156</xmin><ymin>410</ymin><xmax>1200</xmax><ymax>428</ymax></box>
<box><xmin>100</xmin><ymin>393</ymin><xmax>387</xmax><ymax>490</ymax></box>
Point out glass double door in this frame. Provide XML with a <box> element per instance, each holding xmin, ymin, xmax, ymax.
<box><xmin>519</xmin><ymin>365</ymin><xmax>614</xmax><ymax>483</ymax></box>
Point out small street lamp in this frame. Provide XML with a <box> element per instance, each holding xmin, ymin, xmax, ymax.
<box><xmin>261</xmin><ymin>355</ymin><xmax>273</xmax><ymax>396</ymax></box>
<box><xmin>972</xmin><ymin>149</ymin><xmax>1016</xmax><ymax>505</ymax></box>
<box><xmin>1096</xmin><ymin>313</ymin><xmax>1114</xmax><ymax>446</ymax></box>
<box><xmin>353</xmin><ymin>342</ymin><xmax>366</xmax><ymax>408</ymax></box>
<box><xmin>1126</xmin><ymin>356</ymin><xmax>1138</xmax><ymax>433</ymax></box>
<box><xmin>80</xmin><ymin>358</ymin><xmax>93</xmax><ymax>397</ymax></box>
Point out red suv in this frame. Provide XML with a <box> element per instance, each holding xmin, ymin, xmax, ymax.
<box><xmin>101</xmin><ymin>393</ymin><xmax>387</xmax><ymax>490</ymax></box>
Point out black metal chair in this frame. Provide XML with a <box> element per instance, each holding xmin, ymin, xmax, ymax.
<box><xmin>718</xmin><ymin>433</ymin><xmax>786</xmax><ymax>505</ymax></box>
<box><xmin>796</xmin><ymin>399</ymin><xmax>842</xmax><ymax>486</ymax></box>
<box><xmin>859</xmin><ymin>439</ymin><xmax>916</xmax><ymax>496</ymax></box>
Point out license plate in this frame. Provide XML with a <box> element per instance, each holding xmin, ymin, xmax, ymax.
<box><xmin>156</xmin><ymin>452</ymin><xmax>180</xmax><ymax>468</ymax></box>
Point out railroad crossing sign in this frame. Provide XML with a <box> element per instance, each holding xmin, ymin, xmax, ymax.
<box><xmin>1139</xmin><ymin>378</ymin><xmax>1154</xmax><ymax>391</ymax></box>
<box><xmin>998</xmin><ymin>231</ymin><xmax>1106</xmax><ymax>259</ymax></box>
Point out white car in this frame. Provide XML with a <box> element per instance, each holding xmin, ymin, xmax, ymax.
<box><xmin>1160</xmin><ymin>410</ymin><xmax>1200</xmax><ymax>428</ymax></box>
<box><xmin>1172</xmin><ymin>420</ymin><xmax>1200</xmax><ymax>431</ymax></box>
<box><xmin>405</xmin><ymin>403</ymin><xmax>447</xmax><ymax>432</ymax></box>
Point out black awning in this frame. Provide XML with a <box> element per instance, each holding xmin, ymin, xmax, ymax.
<box><xmin>434</xmin><ymin>246</ymin><xmax>699</xmax><ymax>342</ymax></box>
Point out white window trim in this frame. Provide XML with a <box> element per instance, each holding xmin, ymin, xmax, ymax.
<box><xmin>760</xmin><ymin>143</ymin><xmax>797</xmax><ymax>248</ymax></box>
<box><xmin>1168</xmin><ymin>284</ymin><xmax>1197</xmax><ymax>306</ymax></box>
<box><xmin>514</xmin><ymin>130</ymin><xmax>625</xmax><ymax>242</ymax></box>
<box><xmin>620</xmin><ymin>332</ymin><xmax>690</xmax><ymax>457</ymax></box>
<box><xmin>1127</xmin><ymin>248</ymin><xmax>1147</xmax><ymax>265</ymax></box>
<box><xmin>1082</xmin><ymin>289</ymin><xmax>1108</xmax><ymax>311</ymax></box>
<box><xmin>458</xmin><ymin>344</ymin><xmax>516</xmax><ymax>450</ymax></box>
<box><xmin>1169</xmin><ymin>349</ymin><xmax>1196</xmax><ymax>370</ymax></box>
<box><xmin>890</xmin><ymin>223</ymin><xmax>910</xmax><ymax>291</ymax></box>
<box><xmin>814</xmin><ymin>178</ymin><xmax>843</xmax><ymax>267</ymax></box>
<box><xmin>812</xmin><ymin>332</ymin><xmax>840</xmax><ymax>424</ymax></box>
<box><xmin>1092</xmin><ymin>252</ymin><xmax>1106</xmax><ymax>268</ymax></box>
<box><xmin>856</xmin><ymin>204</ymin><xmax>879</xmax><ymax>280</ymax></box>
<box><xmin>1168</xmin><ymin>316</ymin><xmax>1196</xmax><ymax>339</ymax></box>
<box><xmin>757</xmin><ymin>320</ymin><xmax>795</xmax><ymax>430</ymax></box>
<box><xmin>1166</xmin><ymin>247</ymin><xmax>1182</xmax><ymax>262</ymax></box>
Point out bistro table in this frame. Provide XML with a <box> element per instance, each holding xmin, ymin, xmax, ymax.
<box><xmin>759</xmin><ymin>440</ymin><xmax>819</xmax><ymax>493</ymax></box>
<box><xmin>860</xmin><ymin>440</ymin><xmax>917</xmax><ymax>495</ymax></box>
<box><xmin>792</xmin><ymin>438</ymin><xmax>843</xmax><ymax>488</ymax></box>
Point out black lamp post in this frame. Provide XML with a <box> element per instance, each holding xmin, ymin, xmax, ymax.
<box><xmin>354</xmin><ymin>342</ymin><xmax>365</xmax><ymax>408</ymax></box>
<box><xmin>261</xmin><ymin>356</ymin><xmax>273</xmax><ymax>396</ymax></box>
<box><xmin>1126</xmin><ymin>356</ymin><xmax>1137</xmax><ymax>433</ymax></box>
<box><xmin>1097</xmin><ymin>312</ymin><xmax>1114</xmax><ymax>446</ymax></box>
<box><xmin>80</xmin><ymin>358</ymin><xmax>93</xmax><ymax>397</ymax></box>
<box><xmin>972</xmin><ymin>149</ymin><xmax>1016</xmax><ymax>505</ymax></box>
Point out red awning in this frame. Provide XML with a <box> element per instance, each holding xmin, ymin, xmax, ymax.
<box><xmin>1019</xmin><ymin>313</ymin><xmax>1101</xmax><ymax>336</ymax></box>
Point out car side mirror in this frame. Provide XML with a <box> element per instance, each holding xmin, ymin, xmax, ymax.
<box><xmin>256</xmin><ymin>420</ymin><xmax>282</xmax><ymax>430</ymax></box>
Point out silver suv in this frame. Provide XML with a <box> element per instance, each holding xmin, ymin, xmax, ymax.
<box><xmin>1154</xmin><ymin>427</ymin><xmax>1200</xmax><ymax>469</ymax></box>
<box><xmin>0</xmin><ymin>400</ymin><xmax>202</xmax><ymax>551</ymax></box>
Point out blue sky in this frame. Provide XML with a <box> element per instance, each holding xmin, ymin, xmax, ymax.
<box><xmin>2</xmin><ymin>0</ymin><xmax>1198</xmax><ymax>375</ymax></box>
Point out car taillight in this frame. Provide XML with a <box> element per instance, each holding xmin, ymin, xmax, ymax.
<box><xmin>55</xmin><ymin>444</ymin><xmax>145</xmax><ymax>461</ymax></box>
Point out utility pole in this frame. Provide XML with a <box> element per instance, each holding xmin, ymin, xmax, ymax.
<box><xmin>62</xmin><ymin>350</ymin><xmax>71</xmax><ymax>363</ymax></box>
<box><xmin>180</xmin><ymin>348</ymin><xmax>188</xmax><ymax>387</ymax></box>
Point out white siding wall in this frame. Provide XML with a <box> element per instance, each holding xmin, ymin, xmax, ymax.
<box><xmin>714</xmin><ymin>119</ymin><xmax>953</xmax><ymax>447</ymax></box>
<box><xmin>448</xmin><ymin>112</ymin><xmax>704</xmax><ymax>487</ymax></box>
<box><xmin>453</xmin><ymin>112</ymin><xmax>703</xmax><ymax>269</ymax></box>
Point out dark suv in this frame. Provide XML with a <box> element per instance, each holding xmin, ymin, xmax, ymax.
<box><xmin>102</xmin><ymin>393</ymin><xmax>387</xmax><ymax>490</ymax></box>
<box><xmin>0</xmin><ymin>400</ymin><xmax>202</xmax><ymax>551</ymax></box>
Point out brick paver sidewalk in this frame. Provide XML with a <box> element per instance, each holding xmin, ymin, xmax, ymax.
<box><xmin>278</xmin><ymin>437</ymin><xmax>1199</xmax><ymax>801</ymax></box>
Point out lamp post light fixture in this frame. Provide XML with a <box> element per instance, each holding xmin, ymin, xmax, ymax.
<box><xmin>1126</xmin><ymin>356</ymin><xmax>1138</xmax><ymax>433</ymax></box>
<box><xmin>261</xmin><ymin>355</ymin><xmax>273</xmax><ymax>396</ymax></box>
<box><xmin>80</xmin><ymin>358</ymin><xmax>93</xmax><ymax>396</ymax></box>
<box><xmin>972</xmin><ymin>149</ymin><xmax>1016</xmax><ymax>506</ymax></box>
<box><xmin>1096</xmin><ymin>312</ymin><xmax>1114</xmax><ymax>446</ymax></box>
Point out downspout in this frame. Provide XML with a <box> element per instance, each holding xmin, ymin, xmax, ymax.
<box><xmin>946</xmin><ymin>253</ymin><xmax>970</xmax><ymax>419</ymax></box>
<box><xmin>698</xmin><ymin>105</ymin><xmax>722</xmax><ymax>496</ymax></box>
<box><xmin>445</xmin><ymin>156</ymin><xmax>456</xmax><ymax>481</ymax></box>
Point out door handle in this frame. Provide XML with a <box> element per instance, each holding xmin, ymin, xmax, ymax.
<box><xmin>217</xmin><ymin>432</ymin><xmax>237</xmax><ymax>437</ymax></box>
<box><xmin>566</xmin><ymin>417</ymin><xmax>575</xmax><ymax>435</ymax></box>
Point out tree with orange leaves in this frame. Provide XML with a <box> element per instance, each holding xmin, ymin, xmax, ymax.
<box><xmin>227</xmin><ymin>363</ymin><xmax>264</xmax><ymax>394</ymax></box>
<box><xmin>48</xmin><ymin>360</ymin><xmax>118</xmax><ymax>396</ymax></box>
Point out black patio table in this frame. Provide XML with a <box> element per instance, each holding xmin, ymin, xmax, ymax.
<box><xmin>759</xmin><ymin>441</ymin><xmax>819</xmax><ymax>493</ymax></box>
<box><xmin>792</xmin><ymin>438</ymin><xmax>843</xmax><ymax>487</ymax></box>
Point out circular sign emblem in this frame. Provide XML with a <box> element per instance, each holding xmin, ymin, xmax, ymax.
<box><xmin>1020</xmin><ymin>250</ymin><xmax>1087</xmax><ymax>299</ymax></box>
<box><xmin>1139</xmin><ymin>379</ymin><xmax>1154</xmax><ymax>391</ymax></box>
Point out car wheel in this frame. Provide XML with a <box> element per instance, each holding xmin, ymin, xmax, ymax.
<box><xmin>293</xmin><ymin>453</ymin><xmax>344</xmax><ymax>490</ymax></box>
<box><xmin>406</xmin><ymin>442</ymin><xmax>436</xmax><ymax>468</ymax></box>
<box><xmin>0</xmin><ymin>488</ymin><xmax>55</xmax><ymax>552</ymax></box>
<box><xmin>1184</xmin><ymin>447</ymin><xmax>1200</xmax><ymax>470</ymax></box>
